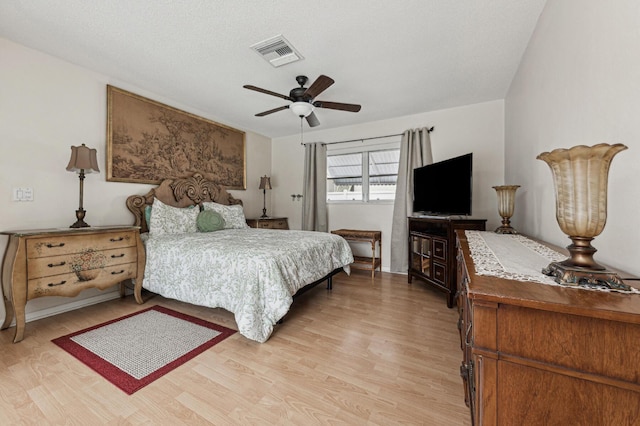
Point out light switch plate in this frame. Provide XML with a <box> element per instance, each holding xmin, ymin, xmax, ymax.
<box><xmin>22</xmin><ymin>187</ymin><xmax>33</xmax><ymax>201</ymax></box>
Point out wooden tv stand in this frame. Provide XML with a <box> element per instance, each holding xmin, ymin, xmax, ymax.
<box><xmin>456</xmin><ymin>230</ymin><xmax>640</xmax><ymax>425</ymax></box>
<box><xmin>407</xmin><ymin>216</ymin><xmax>486</xmax><ymax>307</ymax></box>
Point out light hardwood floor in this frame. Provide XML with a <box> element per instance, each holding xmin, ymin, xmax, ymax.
<box><xmin>0</xmin><ymin>271</ymin><xmax>471</xmax><ymax>425</ymax></box>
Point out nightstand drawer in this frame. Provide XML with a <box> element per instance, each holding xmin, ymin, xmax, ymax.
<box><xmin>28</xmin><ymin>246</ymin><xmax>138</xmax><ymax>280</ymax></box>
<box><xmin>247</xmin><ymin>217</ymin><xmax>289</xmax><ymax>230</ymax></box>
<box><xmin>26</xmin><ymin>230</ymin><xmax>137</xmax><ymax>258</ymax></box>
<box><xmin>258</xmin><ymin>219</ymin><xmax>288</xmax><ymax>229</ymax></box>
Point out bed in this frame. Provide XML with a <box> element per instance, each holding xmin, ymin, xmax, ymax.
<box><xmin>126</xmin><ymin>172</ymin><xmax>353</xmax><ymax>343</ymax></box>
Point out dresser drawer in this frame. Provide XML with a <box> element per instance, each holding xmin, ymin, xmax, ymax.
<box><xmin>28</xmin><ymin>246</ymin><xmax>138</xmax><ymax>280</ymax></box>
<box><xmin>497</xmin><ymin>305</ymin><xmax>640</xmax><ymax>384</ymax></box>
<box><xmin>28</xmin><ymin>262</ymin><xmax>138</xmax><ymax>298</ymax></box>
<box><xmin>26</xmin><ymin>230</ymin><xmax>137</xmax><ymax>258</ymax></box>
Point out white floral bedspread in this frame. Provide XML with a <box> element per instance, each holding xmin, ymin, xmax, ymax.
<box><xmin>142</xmin><ymin>229</ymin><xmax>353</xmax><ymax>342</ymax></box>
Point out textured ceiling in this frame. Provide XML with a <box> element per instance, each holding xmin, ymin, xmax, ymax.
<box><xmin>0</xmin><ymin>0</ymin><xmax>547</xmax><ymax>138</ymax></box>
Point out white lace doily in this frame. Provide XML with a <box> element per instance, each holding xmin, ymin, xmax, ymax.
<box><xmin>464</xmin><ymin>231</ymin><xmax>640</xmax><ymax>294</ymax></box>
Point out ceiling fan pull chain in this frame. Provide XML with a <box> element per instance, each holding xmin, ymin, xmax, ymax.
<box><xmin>300</xmin><ymin>117</ymin><xmax>304</xmax><ymax>145</ymax></box>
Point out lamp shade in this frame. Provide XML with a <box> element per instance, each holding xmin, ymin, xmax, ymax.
<box><xmin>289</xmin><ymin>101</ymin><xmax>314</xmax><ymax>118</ymax></box>
<box><xmin>259</xmin><ymin>175</ymin><xmax>272</xmax><ymax>190</ymax></box>
<box><xmin>66</xmin><ymin>144</ymin><xmax>100</xmax><ymax>173</ymax></box>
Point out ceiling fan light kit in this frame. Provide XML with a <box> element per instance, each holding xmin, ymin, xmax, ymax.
<box><xmin>243</xmin><ymin>75</ymin><xmax>361</xmax><ymax>128</ymax></box>
<box><xmin>290</xmin><ymin>101</ymin><xmax>314</xmax><ymax>117</ymax></box>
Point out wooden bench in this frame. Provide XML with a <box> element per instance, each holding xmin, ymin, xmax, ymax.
<box><xmin>331</xmin><ymin>229</ymin><xmax>382</xmax><ymax>278</ymax></box>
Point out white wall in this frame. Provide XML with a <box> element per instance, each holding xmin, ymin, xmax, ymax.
<box><xmin>505</xmin><ymin>0</ymin><xmax>640</xmax><ymax>277</ymax></box>
<box><xmin>272</xmin><ymin>100</ymin><xmax>506</xmax><ymax>271</ymax></box>
<box><xmin>0</xmin><ymin>38</ymin><xmax>271</xmax><ymax>324</ymax></box>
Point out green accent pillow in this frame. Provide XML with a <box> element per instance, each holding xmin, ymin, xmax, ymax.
<box><xmin>145</xmin><ymin>205</ymin><xmax>152</xmax><ymax>226</ymax></box>
<box><xmin>197</xmin><ymin>210</ymin><xmax>225</xmax><ymax>232</ymax></box>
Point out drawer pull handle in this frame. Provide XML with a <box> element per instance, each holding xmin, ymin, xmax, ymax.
<box><xmin>46</xmin><ymin>243</ymin><xmax>65</xmax><ymax>248</ymax></box>
<box><xmin>465</xmin><ymin>323</ymin><xmax>473</xmax><ymax>346</ymax></box>
<box><xmin>47</xmin><ymin>261</ymin><xmax>66</xmax><ymax>268</ymax></box>
<box><xmin>110</xmin><ymin>237</ymin><xmax>124</xmax><ymax>242</ymax></box>
<box><xmin>48</xmin><ymin>280</ymin><xmax>67</xmax><ymax>287</ymax></box>
<box><xmin>111</xmin><ymin>270</ymin><xmax>125</xmax><ymax>275</ymax></box>
<box><xmin>111</xmin><ymin>253</ymin><xmax>126</xmax><ymax>258</ymax></box>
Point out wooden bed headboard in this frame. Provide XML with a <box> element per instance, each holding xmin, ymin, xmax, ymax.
<box><xmin>126</xmin><ymin>172</ymin><xmax>243</xmax><ymax>233</ymax></box>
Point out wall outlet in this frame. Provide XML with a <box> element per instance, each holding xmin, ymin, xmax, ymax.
<box><xmin>12</xmin><ymin>187</ymin><xmax>34</xmax><ymax>201</ymax></box>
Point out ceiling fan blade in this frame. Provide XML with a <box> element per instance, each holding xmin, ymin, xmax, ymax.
<box><xmin>243</xmin><ymin>85</ymin><xmax>293</xmax><ymax>101</ymax></box>
<box><xmin>304</xmin><ymin>75</ymin><xmax>335</xmax><ymax>99</ymax></box>
<box><xmin>255</xmin><ymin>105</ymin><xmax>289</xmax><ymax>116</ymax></box>
<box><xmin>313</xmin><ymin>100</ymin><xmax>361</xmax><ymax>112</ymax></box>
<box><xmin>306</xmin><ymin>111</ymin><xmax>320</xmax><ymax>127</ymax></box>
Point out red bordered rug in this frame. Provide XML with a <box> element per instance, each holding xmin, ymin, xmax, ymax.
<box><xmin>52</xmin><ymin>305</ymin><xmax>236</xmax><ymax>394</ymax></box>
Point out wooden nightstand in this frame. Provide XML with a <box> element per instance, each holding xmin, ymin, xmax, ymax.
<box><xmin>0</xmin><ymin>226</ymin><xmax>145</xmax><ymax>342</ymax></box>
<box><xmin>246</xmin><ymin>217</ymin><xmax>289</xmax><ymax>230</ymax></box>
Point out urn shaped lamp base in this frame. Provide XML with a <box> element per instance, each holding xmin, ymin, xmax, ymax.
<box><xmin>495</xmin><ymin>226</ymin><xmax>518</xmax><ymax>234</ymax></box>
<box><xmin>542</xmin><ymin>261</ymin><xmax>631</xmax><ymax>291</ymax></box>
<box><xmin>495</xmin><ymin>221</ymin><xmax>518</xmax><ymax>234</ymax></box>
<box><xmin>70</xmin><ymin>208</ymin><xmax>90</xmax><ymax>228</ymax></box>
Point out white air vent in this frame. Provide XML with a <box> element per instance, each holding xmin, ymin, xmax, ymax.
<box><xmin>250</xmin><ymin>35</ymin><xmax>303</xmax><ymax>67</ymax></box>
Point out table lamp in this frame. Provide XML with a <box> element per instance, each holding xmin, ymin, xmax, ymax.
<box><xmin>259</xmin><ymin>175</ymin><xmax>272</xmax><ymax>218</ymax></box>
<box><xmin>66</xmin><ymin>143</ymin><xmax>100</xmax><ymax>228</ymax></box>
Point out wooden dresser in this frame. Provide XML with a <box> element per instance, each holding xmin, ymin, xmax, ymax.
<box><xmin>246</xmin><ymin>217</ymin><xmax>289</xmax><ymax>230</ymax></box>
<box><xmin>1</xmin><ymin>226</ymin><xmax>145</xmax><ymax>342</ymax></box>
<box><xmin>455</xmin><ymin>230</ymin><xmax>640</xmax><ymax>425</ymax></box>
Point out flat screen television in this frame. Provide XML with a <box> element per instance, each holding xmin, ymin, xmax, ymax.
<box><xmin>413</xmin><ymin>153</ymin><xmax>472</xmax><ymax>216</ymax></box>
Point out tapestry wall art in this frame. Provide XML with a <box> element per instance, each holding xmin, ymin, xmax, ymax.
<box><xmin>106</xmin><ymin>85</ymin><xmax>246</xmax><ymax>189</ymax></box>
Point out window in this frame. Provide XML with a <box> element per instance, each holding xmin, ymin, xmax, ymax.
<box><xmin>327</xmin><ymin>152</ymin><xmax>363</xmax><ymax>201</ymax></box>
<box><xmin>327</xmin><ymin>138</ymin><xmax>400</xmax><ymax>202</ymax></box>
<box><xmin>368</xmin><ymin>149</ymin><xmax>400</xmax><ymax>201</ymax></box>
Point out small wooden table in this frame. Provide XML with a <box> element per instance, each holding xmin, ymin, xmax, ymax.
<box><xmin>331</xmin><ymin>229</ymin><xmax>382</xmax><ymax>278</ymax></box>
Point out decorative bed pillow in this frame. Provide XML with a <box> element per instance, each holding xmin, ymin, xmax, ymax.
<box><xmin>148</xmin><ymin>198</ymin><xmax>199</xmax><ymax>235</ymax></box>
<box><xmin>202</xmin><ymin>202</ymin><xmax>249</xmax><ymax>229</ymax></box>
<box><xmin>144</xmin><ymin>205</ymin><xmax>152</xmax><ymax>226</ymax></box>
<box><xmin>197</xmin><ymin>210</ymin><xmax>225</xmax><ymax>232</ymax></box>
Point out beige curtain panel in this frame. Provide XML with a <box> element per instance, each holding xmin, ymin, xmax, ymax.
<box><xmin>302</xmin><ymin>142</ymin><xmax>328</xmax><ymax>232</ymax></box>
<box><xmin>390</xmin><ymin>128</ymin><xmax>433</xmax><ymax>272</ymax></box>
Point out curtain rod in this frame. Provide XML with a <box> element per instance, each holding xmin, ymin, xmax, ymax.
<box><xmin>301</xmin><ymin>126</ymin><xmax>434</xmax><ymax>146</ymax></box>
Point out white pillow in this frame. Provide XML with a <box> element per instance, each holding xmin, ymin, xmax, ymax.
<box><xmin>202</xmin><ymin>202</ymin><xmax>249</xmax><ymax>229</ymax></box>
<box><xmin>149</xmin><ymin>198</ymin><xmax>199</xmax><ymax>235</ymax></box>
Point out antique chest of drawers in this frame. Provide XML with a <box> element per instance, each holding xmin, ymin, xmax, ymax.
<box><xmin>1</xmin><ymin>226</ymin><xmax>145</xmax><ymax>342</ymax></box>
